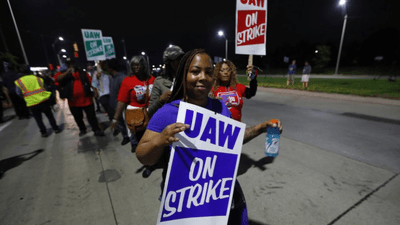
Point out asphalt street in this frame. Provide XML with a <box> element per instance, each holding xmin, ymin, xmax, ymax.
<box><xmin>0</xmin><ymin>88</ymin><xmax>399</xmax><ymax>225</ymax></box>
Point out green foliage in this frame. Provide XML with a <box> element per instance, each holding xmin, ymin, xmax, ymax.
<box><xmin>0</xmin><ymin>52</ymin><xmax>20</xmax><ymax>71</ymax></box>
<box><xmin>238</xmin><ymin>77</ymin><xmax>400</xmax><ymax>99</ymax></box>
<box><xmin>312</xmin><ymin>45</ymin><xmax>331</xmax><ymax>70</ymax></box>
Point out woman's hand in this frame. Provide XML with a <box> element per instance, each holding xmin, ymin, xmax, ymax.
<box><xmin>159</xmin><ymin>123</ymin><xmax>190</xmax><ymax>146</ymax></box>
<box><xmin>159</xmin><ymin>90</ymin><xmax>172</xmax><ymax>103</ymax></box>
<box><xmin>259</xmin><ymin>119</ymin><xmax>283</xmax><ymax>133</ymax></box>
<box><xmin>243</xmin><ymin>119</ymin><xmax>283</xmax><ymax>144</ymax></box>
<box><xmin>246</xmin><ymin>65</ymin><xmax>253</xmax><ymax>72</ymax></box>
<box><xmin>110</xmin><ymin>119</ymin><xmax>118</xmax><ymax>130</ymax></box>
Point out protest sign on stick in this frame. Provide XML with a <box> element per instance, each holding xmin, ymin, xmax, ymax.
<box><xmin>235</xmin><ymin>0</ymin><xmax>268</xmax><ymax>56</ymax></box>
<box><xmin>81</xmin><ymin>29</ymin><xmax>106</xmax><ymax>61</ymax></box>
<box><xmin>103</xmin><ymin>36</ymin><xmax>116</xmax><ymax>59</ymax></box>
<box><xmin>157</xmin><ymin>102</ymin><xmax>246</xmax><ymax>225</ymax></box>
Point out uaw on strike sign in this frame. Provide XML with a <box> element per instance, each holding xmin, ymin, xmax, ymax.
<box><xmin>81</xmin><ymin>29</ymin><xmax>106</xmax><ymax>61</ymax></box>
<box><xmin>236</xmin><ymin>0</ymin><xmax>267</xmax><ymax>55</ymax></box>
<box><xmin>157</xmin><ymin>102</ymin><xmax>246</xmax><ymax>225</ymax></box>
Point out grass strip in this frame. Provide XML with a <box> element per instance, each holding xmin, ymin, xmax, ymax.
<box><xmin>237</xmin><ymin>77</ymin><xmax>400</xmax><ymax>99</ymax></box>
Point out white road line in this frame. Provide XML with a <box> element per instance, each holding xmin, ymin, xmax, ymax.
<box><xmin>0</xmin><ymin>121</ymin><xmax>13</xmax><ymax>132</ymax></box>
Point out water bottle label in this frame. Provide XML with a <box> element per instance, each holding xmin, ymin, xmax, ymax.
<box><xmin>266</xmin><ymin>138</ymin><xmax>280</xmax><ymax>154</ymax></box>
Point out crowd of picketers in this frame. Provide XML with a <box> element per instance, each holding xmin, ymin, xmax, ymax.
<box><xmin>1</xmin><ymin>46</ymin><xmax>283</xmax><ymax>225</ymax></box>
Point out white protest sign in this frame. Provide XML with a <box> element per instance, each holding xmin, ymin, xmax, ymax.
<box><xmin>157</xmin><ymin>102</ymin><xmax>246</xmax><ymax>225</ymax></box>
<box><xmin>236</xmin><ymin>0</ymin><xmax>268</xmax><ymax>55</ymax></box>
<box><xmin>103</xmin><ymin>36</ymin><xmax>116</xmax><ymax>59</ymax></box>
<box><xmin>81</xmin><ymin>29</ymin><xmax>106</xmax><ymax>61</ymax></box>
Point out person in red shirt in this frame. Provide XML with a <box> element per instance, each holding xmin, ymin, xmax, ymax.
<box><xmin>111</xmin><ymin>55</ymin><xmax>155</xmax><ymax>152</ymax></box>
<box><xmin>210</xmin><ymin>60</ymin><xmax>258</xmax><ymax>121</ymax></box>
<box><xmin>56</xmin><ymin>60</ymin><xmax>104</xmax><ymax>137</ymax></box>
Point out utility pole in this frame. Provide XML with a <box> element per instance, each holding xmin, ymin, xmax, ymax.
<box><xmin>7</xmin><ymin>0</ymin><xmax>29</xmax><ymax>65</ymax></box>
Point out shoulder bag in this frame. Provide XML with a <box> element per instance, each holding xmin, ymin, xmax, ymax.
<box><xmin>125</xmin><ymin>80</ymin><xmax>150</xmax><ymax>134</ymax></box>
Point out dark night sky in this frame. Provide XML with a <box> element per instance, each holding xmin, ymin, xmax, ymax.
<box><xmin>1</xmin><ymin>0</ymin><xmax>399</xmax><ymax>68</ymax></box>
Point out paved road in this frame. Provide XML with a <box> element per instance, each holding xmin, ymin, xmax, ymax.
<box><xmin>238</xmin><ymin>74</ymin><xmax>400</xmax><ymax>79</ymax></box>
<box><xmin>0</xmin><ymin>90</ymin><xmax>399</xmax><ymax>225</ymax></box>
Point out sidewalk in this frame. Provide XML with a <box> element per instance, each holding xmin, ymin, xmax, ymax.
<box><xmin>257</xmin><ymin>86</ymin><xmax>400</xmax><ymax>106</ymax></box>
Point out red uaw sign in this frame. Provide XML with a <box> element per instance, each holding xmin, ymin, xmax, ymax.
<box><xmin>236</xmin><ymin>0</ymin><xmax>267</xmax><ymax>55</ymax></box>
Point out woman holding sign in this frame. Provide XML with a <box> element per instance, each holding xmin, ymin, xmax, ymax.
<box><xmin>210</xmin><ymin>60</ymin><xmax>258</xmax><ymax>121</ymax></box>
<box><xmin>136</xmin><ymin>49</ymin><xmax>282</xmax><ymax>224</ymax></box>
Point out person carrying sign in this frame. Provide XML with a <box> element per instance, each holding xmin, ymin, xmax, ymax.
<box><xmin>136</xmin><ymin>49</ymin><xmax>282</xmax><ymax>225</ymax></box>
<box><xmin>210</xmin><ymin>60</ymin><xmax>258</xmax><ymax>121</ymax></box>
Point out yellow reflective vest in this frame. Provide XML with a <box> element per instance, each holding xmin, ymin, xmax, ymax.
<box><xmin>15</xmin><ymin>75</ymin><xmax>51</xmax><ymax>107</ymax></box>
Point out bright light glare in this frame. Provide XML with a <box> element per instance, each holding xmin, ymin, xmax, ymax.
<box><xmin>169</xmin><ymin>44</ymin><xmax>173</xmax><ymax>47</ymax></box>
<box><xmin>152</xmin><ymin>65</ymin><xmax>155</xmax><ymax>68</ymax></box>
<box><xmin>62</xmin><ymin>55</ymin><xmax>67</xmax><ymax>58</ymax></box>
<box><xmin>30</xmin><ymin>67</ymin><xmax>48</xmax><ymax>71</ymax></box>
<box><xmin>339</xmin><ymin>0</ymin><xmax>346</xmax><ymax>6</ymax></box>
<box><xmin>218</xmin><ymin>31</ymin><xmax>224</xmax><ymax>36</ymax></box>
<box><xmin>315</xmin><ymin>50</ymin><xmax>319</xmax><ymax>53</ymax></box>
<box><xmin>159</xmin><ymin>64</ymin><xmax>162</xmax><ymax>67</ymax></box>
<box><xmin>141</xmin><ymin>52</ymin><xmax>145</xmax><ymax>55</ymax></box>
<box><xmin>59</xmin><ymin>37</ymin><xmax>64</xmax><ymax>41</ymax></box>
<box><xmin>123</xmin><ymin>56</ymin><xmax>127</xmax><ymax>60</ymax></box>
<box><xmin>61</xmin><ymin>49</ymin><xmax>66</xmax><ymax>52</ymax></box>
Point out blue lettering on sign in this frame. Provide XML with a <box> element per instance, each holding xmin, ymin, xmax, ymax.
<box><xmin>219</xmin><ymin>121</ymin><xmax>241</xmax><ymax>150</ymax></box>
<box><xmin>183</xmin><ymin>109</ymin><xmax>241</xmax><ymax>150</ymax></box>
<box><xmin>184</xmin><ymin>109</ymin><xmax>203</xmax><ymax>138</ymax></box>
<box><xmin>200</xmin><ymin>118</ymin><xmax>216</xmax><ymax>144</ymax></box>
<box><xmin>161</xmin><ymin>146</ymin><xmax>237</xmax><ymax>222</ymax></box>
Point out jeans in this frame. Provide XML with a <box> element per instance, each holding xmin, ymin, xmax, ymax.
<box><xmin>69</xmin><ymin>104</ymin><xmax>101</xmax><ymax>132</ymax></box>
<box><xmin>30</xmin><ymin>100</ymin><xmax>59</xmax><ymax>134</ymax></box>
<box><xmin>98</xmin><ymin>94</ymin><xmax>110</xmax><ymax>116</ymax></box>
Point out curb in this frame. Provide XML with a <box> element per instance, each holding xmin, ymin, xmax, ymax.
<box><xmin>257</xmin><ymin>86</ymin><xmax>400</xmax><ymax>106</ymax></box>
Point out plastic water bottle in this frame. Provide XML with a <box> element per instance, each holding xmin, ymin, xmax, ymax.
<box><xmin>265</xmin><ymin>119</ymin><xmax>280</xmax><ymax>157</ymax></box>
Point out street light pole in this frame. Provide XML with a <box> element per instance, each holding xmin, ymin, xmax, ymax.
<box><xmin>335</xmin><ymin>14</ymin><xmax>347</xmax><ymax>75</ymax></box>
<box><xmin>225</xmin><ymin>38</ymin><xmax>228</xmax><ymax>61</ymax></box>
<box><xmin>335</xmin><ymin>0</ymin><xmax>348</xmax><ymax>75</ymax></box>
<box><xmin>7</xmin><ymin>0</ymin><xmax>29</xmax><ymax>65</ymax></box>
<box><xmin>52</xmin><ymin>37</ymin><xmax>63</xmax><ymax>66</ymax></box>
<box><xmin>218</xmin><ymin>31</ymin><xmax>228</xmax><ymax>61</ymax></box>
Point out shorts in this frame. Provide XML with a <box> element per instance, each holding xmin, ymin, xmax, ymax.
<box><xmin>301</xmin><ymin>74</ymin><xmax>310</xmax><ymax>82</ymax></box>
<box><xmin>287</xmin><ymin>74</ymin><xmax>294</xmax><ymax>82</ymax></box>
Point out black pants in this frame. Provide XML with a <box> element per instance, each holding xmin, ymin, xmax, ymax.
<box><xmin>9</xmin><ymin>92</ymin><xmax>30</xmax><ymax>118</ymax></box>
<box><xmin>98</xmin><ymin>95</ymin><xmax>110</xmax><ymax>118</ymax></box>
<box><xmin>69</xmin><ymin>103</ymin><xmax>101</xmax><ymax>132</ymax></box>
<box><xmin>30</xmin><ymin>100</ymin><xmax>59</xmax><ymax>134</ymax></box>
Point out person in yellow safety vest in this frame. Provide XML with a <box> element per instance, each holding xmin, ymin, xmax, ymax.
<box><xmin>15</xmin><ymin>65</ymin><xmax>61</xmax><ymax>137</ymax></box>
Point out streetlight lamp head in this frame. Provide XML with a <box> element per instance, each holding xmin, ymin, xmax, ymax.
<box><xmin>339</xmin><ymin>0</ymin><xmax>346</xmax><ymax>6</ymax></box>
<box><xmin>169</xmin><ymin>44</ymin><xmax>173</xmax><ymax>47</ymax></box>
<box><xmin>315</xmin><ymin>50</ymin><xmax>319</xmax><ymax>53</ymax></box>
<box><xmin>61</xmin><ymin>49</ymin><xmax>66</xmax><ymax>52</ymax></box>
<box><xmin>123</xmin><ymin>56</ymin><xmax>127</xmax><ymax>60</ymax></box>
<box><xmin>62</xmin><ymin>55</ymin><xmax>67</xmax><ymax>58</ymax></box>
<box><xmin>59</xmin><ymin>37</ymin><xmax>64</xmax><ymax>41</ymax></box>
<box><xmin>141</xmin><ymin>52</ymin><xmax>145</xmax><ymax>55</ymax></box>
<box><xmin>218</xmin><ymin>31</ymin><xmax>224</xmax><ymax>36</ymax></box>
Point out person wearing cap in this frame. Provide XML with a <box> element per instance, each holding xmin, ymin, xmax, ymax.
<box><xmin>15</xmin><ymin>65</ymin><xmax>61</xmax><ymax>137</ymax></box>
<box><xmin>148</xmin><ymin>45</ymin><xmax>184</xmax><ymax>117</ymax></box>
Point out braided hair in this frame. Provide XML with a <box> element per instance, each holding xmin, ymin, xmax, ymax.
<box><xmin>168</xmin><ymin>49</ymin><xmax>212</xmax><ymax>103</ymax></box>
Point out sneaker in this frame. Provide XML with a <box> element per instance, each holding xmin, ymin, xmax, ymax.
<box><xmin>79</xmin><ymin>130</ymin><xmax>87</xmax><ymax>137</ymax></box>
<box><xmin>94</xmin><ymin>130</ymin><xmax>105</xmax><ymax>137</ymax></box>
<box><xmin>131</xmin><ymin>144</ymin><xmax>137</xmax><ymax>153</ymax></box>
<box><xmin>54</xmin><ymin>129</ymin><xmax>62</xmax><ymax>134</ymax></box>
<box><xmin>142</xmin><ymin>168</ymin><xmax>152</xmax><ymax>178</ymax></box>
<box><xmin>41</xmin><ymin>133</ymin><xmax>49</xmax><ymax>138</ymax></box>
<box><xmin>121</xmin><ymin>137</ymin><xmax>130</xmax><ymax>146</ymax></box>
<box><xmin>113</xmin><ymin>129</ymin><xmax>120</xmax><ymax>137</ymax></box>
